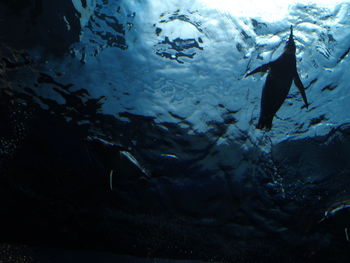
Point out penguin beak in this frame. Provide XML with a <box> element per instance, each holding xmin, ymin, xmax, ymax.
<box><xmin>289</xmin><ymin>26</ymin><xmax>293</xmax><ymax>42</ymax></box>
<box><xmin>285</xmin><ymin>25</ymin><xmax>295</xmax><ymax>53</ymax></box>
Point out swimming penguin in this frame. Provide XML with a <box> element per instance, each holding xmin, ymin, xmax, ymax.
<box><xmin>245</xmin><ymin>26</ymin><xmax>308</xmax><ymax>130</ymax></box>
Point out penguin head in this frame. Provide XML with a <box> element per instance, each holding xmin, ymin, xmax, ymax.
<box><xmin>284</xmin><ymin>25</ymin><xmax>296</xmax><ymax>54</ymax></box>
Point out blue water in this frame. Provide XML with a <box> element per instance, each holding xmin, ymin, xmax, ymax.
<box><xmin>1</xmin><ymin>1</ymin><xmax>350</xmax><ymax>262</ymax></box>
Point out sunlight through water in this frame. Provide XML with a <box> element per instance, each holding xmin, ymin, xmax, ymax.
<box><xmin>199</xmin><ymin>0</ymin><xmax>346</xmax><ymax>21</ymax></box>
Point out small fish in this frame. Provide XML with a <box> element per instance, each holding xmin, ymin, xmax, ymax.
<box><xmin>160</xmin><ymin>153</ymin><xmax>179</xmax><ymax>159</ymax></box>
<box><xmin>120</xmin><ymin>151</ymin><xmax>150</xmax><ymax>177</ymax></box>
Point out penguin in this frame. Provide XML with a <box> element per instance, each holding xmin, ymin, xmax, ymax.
<box><xmin>245</xmin><ymin>26</ymin><xmax>308</xmax><ymax>130</ymax></box>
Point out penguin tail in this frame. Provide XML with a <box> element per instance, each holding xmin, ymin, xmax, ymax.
<box><xmin>256</xmin><ymin>115</ymin><xmax>273</xmax><ymax>130</ymax></box>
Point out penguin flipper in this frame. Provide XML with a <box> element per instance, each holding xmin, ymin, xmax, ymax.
<box><xmin>245</xmin><ymin>62</ymin><xmax>272</xmax><ymax>78</ymax></box>
<box><xmin>257</xmin><ymin>115</ymin><xmax>273</xmax><ymax>130</ymax></box>
<box><xmin>294</xmin><ymin>71</ymin><xmax>309</xmax><ymax>108</ymax></box>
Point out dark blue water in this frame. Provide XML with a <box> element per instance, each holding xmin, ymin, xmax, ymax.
<box><xmin>1</xmin><ymin>1</ymin><xmax>350</xmax><ymax>262</ymax></box>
